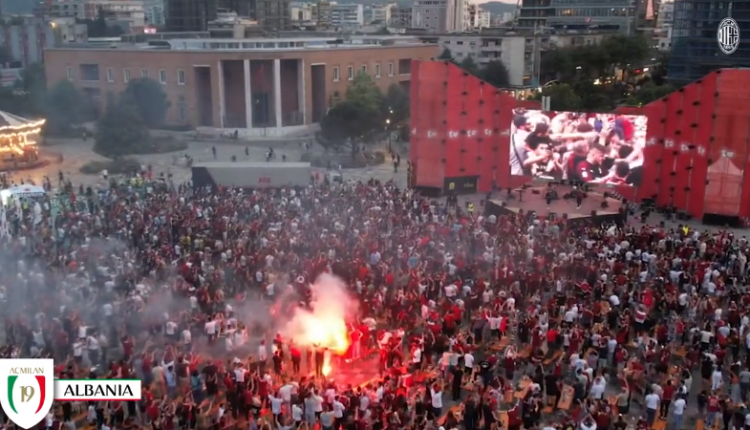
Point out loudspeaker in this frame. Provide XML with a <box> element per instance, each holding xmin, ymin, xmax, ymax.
<box><xmin>590</xmin><ymin>210</ymin><xmax>597</xmax><ymax>217</ymax></box>
<box><xmin>562</xmin><ymin>213</ymin><xmax>568</xmax><ymax>220</ymax></box>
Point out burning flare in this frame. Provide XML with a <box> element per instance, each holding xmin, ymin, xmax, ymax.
<box><xmin>281</xmin><ymin>274</ymin><xmax>357</xmax><ymax>359</ymax></box>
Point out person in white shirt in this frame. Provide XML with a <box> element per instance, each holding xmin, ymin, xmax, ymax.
<box><xmin>269</xmin><ymin>393</ymin><xmax>284</xmax><ymax>420</ymax></box>
<box><xmin>672</xmin><ymin>396</ymin><xmax>686</xmax><ymax>429</ymax></box>
<box><xmin>590</xmin><ymin>376</ymin><xmax>607</xmax><ymax>399</ymax></box>
<box><xmin>292</xmin><ymin>403</ymin><xmax>303</xmax><ymax>426</ymax></box>
<box><xmin>332</xmin><ymin>397</ymin><xmax>345</xmax><ymax>427</ymax></box>
<box><xmin>430</xmin><ymin>384</ymin><xmax>443</xmax><ymax>416</ymax></box>
<box><xmin>645</xmin><ymin>392</ymin><xmax>660</xmax><ymax>426</ymax></box>
<box><xmin>165</xmin><ymin>320</ymin><xmax>177</xmax><ymax>340</ymax></box>
<box><xmin>182</xmin><ymin>328</ymin><xmax>192</xmax><ymax>349</ymax></box>
<box><xmin>204</xmin><ymin>317</ymin><xmax>217</xmax><ymax>344</ymax></box>
<box><xmin>86</xmin><ymin>334</ymin><xmax>100</xmax><ymax>366</ymax></box>
<box><xmin>711</xmin><ymin>366</ymin><xmax>723</xmax><ymax>391</ymax></box>
<box><xmin>464</xmin><ymin>352</ymin><xmax>475</xmax><ymax>374</ymax></box>
<box><xmin>73</xmin><ymin>339</ymin><xmax>84</xmax><ymax>363</ymax></box>
<box><xmin>258</xmin><ymin>340</ymin><xmax>268</xmax><ymax>373</ymax></box>
<box><xmin>279</xmin><ymin>383</ymin><xmax>295</xmax><ymax>403</ymax></box>
<box><xmin>580</xmin><ymin>415</ymin><xmax>597</xmax><ymax>430</ymax></box>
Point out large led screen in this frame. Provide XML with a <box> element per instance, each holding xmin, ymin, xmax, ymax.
<box><xmin>509</xmin><ymin>110</ymin><xmax>647</xmax><ymax>187</ymax></box>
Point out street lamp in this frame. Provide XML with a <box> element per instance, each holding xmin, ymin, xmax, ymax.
<box><xmin>386</xmin><ymin>119</ymin><xmax>392</xmax><ymax>152</ymax></box>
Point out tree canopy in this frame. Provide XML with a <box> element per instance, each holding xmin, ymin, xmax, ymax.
<box><xmin>438</xmin><ymin>48</ymin><xmax>452</xmax><ymax>60</ymax></box>
<box><xmin>482</xmin><ymin>60</ymin><xmax>511</xmax><ymax>88</ymax></box>
<box><xmin>94</xmin><ymin>95</ymin><xmax>151</xmax><ymax>157</ymax></box>
<box><xmin>122</xmin><ymin>77</ymin><xmax>171</xmax><ymax>128</ymax></box>
<box><xmin>320</xmin><ymin>72</ymin><xmax>386</xmax><ymax>150</ymax></box>
<box><xmin>540</xmin><ymin>34</ymin><xmax>651</xmax><ymax>83</ymax></box>
<box><xmin>319</xmin><ymin>72</ymin><xmax>402</xmax><ymax>152</ymax></box>
<box><xmin>44</xmin><ymin>81</ymin><xmax>92</xmax><ymax>135</ymax></box>
<box><xmin>458</xmin><ymin>56</ymin><xmax>480</xmax><ymax>76</ymax></box>
<box><xmin>524</xmin><ymin>35</ymin><xmax>676</xmax><ymax>111</ymax></box>
<box><xmin>624</xmin><ymin>82</ymin><xmax>676</xmax><ymax>106</ymax></box>
<box><xmin>531</xmin><ymin>84</ymin><xmax>581</xmax><ymax>111</ymax></box>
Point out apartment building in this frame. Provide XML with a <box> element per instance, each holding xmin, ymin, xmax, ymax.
<box><xmin>331</xmin><ymin>3</ymin><xmax>363</xmax><ymax>28</ymax></box>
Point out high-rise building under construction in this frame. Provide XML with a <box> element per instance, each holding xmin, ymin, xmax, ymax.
<box><xmin>256</xmin><ymin>0</ymin><xmax>291</xmax><ymax>30</ymax></box>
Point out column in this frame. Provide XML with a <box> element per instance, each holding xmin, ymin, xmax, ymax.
<box><xmin>243</xmin><ymin>59</ymin><xmax>253</xmax><ymax>129</ymax></box>
<box><xmin>273</xmin><ymin>58</ymin><xmax>282</xmax><ymax>128</ymax></box>
<box><xmin>298</xmin><ymin>59</ymin><xmax>306</xmax><ymax>125</ymax></box>
<box><xmin>217</xmin><ymin>60</ymin><xmax>226</xmax><ymax>129</ymax></box>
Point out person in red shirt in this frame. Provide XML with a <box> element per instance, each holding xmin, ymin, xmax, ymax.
<box><xmin>507</xmin><ymin>400</ymin><xmax>521</xmax><ymax>430</ymax></box>
<box><xmin>660</xmin><ymin>381</ymin><xmax>675</xmax><ymax>419</ymax></box>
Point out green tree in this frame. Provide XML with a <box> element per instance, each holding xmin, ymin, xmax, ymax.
<box><xmin>122</xmin><ymin>77</ymin><xmax>171</xmax><ymax>128</ymax></box>
<box><xmin>382</xmin><ymin>83</ymin><xmax>409</xmax><ymax>127</ymax></box>
<box><xmin>319</xmin><ymin>72</ymin><xmax>384</xmax><ymax>153</ymax></box>
<box><xmin>13</xmin><ymin>63</ymin><xmax>48</xmax><ymax>117</ymax></box>
<box><xmin>94</xmin><ymin>95</ymin><xmax>151</xmax><ymax>157</ymax></box>
<box><xmin>458</xmin><ymin>56</ymin><xmax>479</xmax><ymax>76</ymax></box>
<box><xmin>44</xmin><ymin>80</ymin><xmax>91</xmax><ymax>135</ymax></box>
<box><xmin>540</xmin><ymin>35</ymin><xmax>651</xmax><ymax>83</ymax></box>
<box><xmin>346</xmin><ymin>72</ymin><xmax>382</xmax><ymax>112</ymax></box>
<box><xmin>319</xmin><ymin>101</ymin><xmax>363</xmax><ymax>150</ymax></box>
<box><xmin>481</xmin><ymin>60</ymin><xmax>510</xmax><ymax>88</ymax></box>
<box><xmin>625</xmin><ymin>82</ymin><xmax>675</xmax><ymax>106</ymax></box>
<box><xmin>531</xmin><ymin>84</ymin><xmax>581</xmax><ymax>111</ymax></box>
<box><xmin>438</xmin><ymin>48</ymin><xmax>453</xmax><ymax>60</ymax></box>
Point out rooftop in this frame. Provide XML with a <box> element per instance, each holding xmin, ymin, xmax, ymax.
<box><xmin>46</xmin><ymin>35</ymin><xmax>431</xmax><ymax>52</ymax></box>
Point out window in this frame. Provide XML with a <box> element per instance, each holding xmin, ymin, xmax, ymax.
<box><xmin>66</xmin><ymin>67</ymin><xmax>73</xmax><ymax>81</ymax></box>
<box><xmin>141</xmin><ymin>69</ymin><xmax>148</xmax><ymax>78</ymax></box>
<box><xmin>178</xmin><ymin>95</ymin><xmax>187</xmax><ymax>123</ymax></box>
<box><xmin>388</xmin><ymin>62</ymin><xmax>394</xmax><ymax>77</ymax></box>
<box><xmin>159</xmin><ymin>69</ymin><xmax>167</xmax><ymax>84</ymax></box>
<box><xmin>79</xmin><ymin>64</ymin><xmax>99</xmax><ymax>81</ymax></box>
<box><xmin>347</xmin><ymin>66</ymin><xmax>354</xmax><ymax>80</ymax></box>
<box><xmin>123</xmin><ymin>68</ymin><xmax>131</xmax><ymax>83</ymax></box>
<box><xmin>398</xmin><ymin>59</ymin><xmax>411</xmax><ymax>75</ymax></box>
<box><xmin>375</xmin><ymin>63</ymin><xmax>381</xmax><ymax>78</ymax></box>
<box><xmin>106</xmin><ymin>68</ymin><xmax>114</xmax><ymax>83</ymax></box>
<box><xmin>333</xmin><ymin>66</ymin><xmax>340</xmax><ymax>82</ymax></box>
<box><xmin>177</xmin><ymin>69</ymin><xmax>186</xmax><ymax>85</ymax></box>
<box><xmin>361</xmin><ymin>65</ymin><xmax>367</xmax><ymax>74</ymax></box>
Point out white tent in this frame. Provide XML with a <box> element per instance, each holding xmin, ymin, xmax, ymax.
<box><xmin>0</xmin><ymin>185</ymin><xmax>46</xmax><ymax>205</ymax></box>
<box><xmin>0</xmin><ymin>110</ymin><xmax>37</xmax><ymax>130</ymax></box>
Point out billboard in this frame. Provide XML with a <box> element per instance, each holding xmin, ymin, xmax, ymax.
<box><xmin>509</xmin><ymin>110</ymin><xmax>648</xmax><ymax>187</ymax></box>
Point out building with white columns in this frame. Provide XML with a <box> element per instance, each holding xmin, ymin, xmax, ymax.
<box><xmin>43</xmin><ymin>36</ymin><xmax>437</xmax><ymax>137</ymax></box>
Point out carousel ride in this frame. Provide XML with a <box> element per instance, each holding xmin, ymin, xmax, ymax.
<box><xmin>0</xmin><ymin>110</ymin><xmax>45</xmax><ymax>168</ymax></box>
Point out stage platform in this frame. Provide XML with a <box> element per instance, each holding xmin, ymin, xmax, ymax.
<box><xmin>486</xmin><ymin>185</ymin><xmax>625</xmax><ymax>225</ymax></box>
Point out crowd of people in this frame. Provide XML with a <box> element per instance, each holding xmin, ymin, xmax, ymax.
<box><xmin>0</xmin><ymin>165</ymin><xmax>749</xmax><ymax>430</ymax></box>
<box><xmin>509</xmin><ymin>111</ymin><xmax>646</xmax><ymax>186</ymax></box>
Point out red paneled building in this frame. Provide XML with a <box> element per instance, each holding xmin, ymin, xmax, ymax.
<box><xmin>410</xmin><ymin>61</ymin><xmax>750</xmax><ymax>223</ymax></box>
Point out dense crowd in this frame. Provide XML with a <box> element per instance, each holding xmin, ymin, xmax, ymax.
<box><xmin>0</xmin><ymin>168</ymin><xmax>750</xmax><ymax>430</ymax></box>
